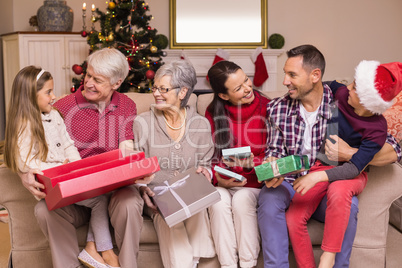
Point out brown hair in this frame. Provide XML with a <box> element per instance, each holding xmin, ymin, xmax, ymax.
<box><xmin>4</xmin><ymin>66</ymin><xmax>53</xmax><ymax>173</ymax></box>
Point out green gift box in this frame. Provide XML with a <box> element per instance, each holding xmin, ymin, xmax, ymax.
<box><xmin>254</xmin><ymin>155</ymin><xmax>310</xmax><ymax>182</ymax></box>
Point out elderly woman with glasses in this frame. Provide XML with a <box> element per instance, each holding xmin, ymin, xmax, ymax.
<box><xmin>133</xmin><ymin>60</ymin><xmax>216</xmax><ymax>268</ymax></box>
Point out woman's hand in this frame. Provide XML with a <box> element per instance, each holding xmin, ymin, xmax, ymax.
<box><xmin>196</xmin><ymin>166</ymin><xmax>211</xmax><ymax>182</ymax></box>
<box><xmin>293</xmin><ymin>171</ymin><xmax>328</xmax><ymax>195</ymax></box>
<box><xmin>216</xmin><ymin>172</ymin><xmax>247</xmax><ymax>188</ymax></box>
<box><xmin>139</xmin><ymin>186</ymin><xmax>158</xmax><ymax>214</ymax></box>
<box><xmin>222</xmin><ymin>153</ymin><xmax>255</xmax><ymax>169</ymax></box>
<box><xmin>136</xmin><ymin>174</ymin><xmax>155</xmax><ymax>185</ymax></box>
<box><xmin>18</xmin><ymin>169</ymin><xmax>46</xmax><ymax>200</ymax></box>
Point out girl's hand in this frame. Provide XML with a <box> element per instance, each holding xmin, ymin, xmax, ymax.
<box><xmin>216</xmin><ymin>172</ymin><xmax>247</xmax><ymax>188</ymax></box>
<box><xmin>18</xmin><ymin>169</ymin><xmax>46</xmax><ymax>200</ymax></box>
<box><xmin>62</xmin><ymin>159</ymin><xmax>70</xmax><ymax>165</ymax></box>
<box><xmin>136</xmin><ymin>174</ymin><xmax>155</xmax><ymax>185</ymax></box>
<box><xmin>222</xmin><ymin>153</ymin><xmax>255</xmax><ymax>169</ymax></box>
<box><xmin>293</xmin><ymin>171</ymin><xmax>328</xmax><ymax>195</ymax></box>
<box><xmin>196</xmin><ymin>166</ymin><xmax>211</xmax><ymax>182</ymax></box>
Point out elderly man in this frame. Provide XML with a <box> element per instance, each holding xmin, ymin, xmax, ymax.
<box><xmin>21</xmin><ymin>48</ymin><xmax>145</xmax><ymax>268</ymax></box>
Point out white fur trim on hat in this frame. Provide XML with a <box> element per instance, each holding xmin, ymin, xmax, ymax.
<box><xmin>354</xmin><ymin>60</ymin><xmax>393</xmax><ymax>114</ymax></box>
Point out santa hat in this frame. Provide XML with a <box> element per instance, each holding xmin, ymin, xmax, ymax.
<box><xmin>354</xmin><ymin>60</ymin><xmax>402</xmax><ymax>114</ymax></box>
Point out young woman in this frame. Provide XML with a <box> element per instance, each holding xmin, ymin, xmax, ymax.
<box><xmin>4</xmin><ymin>66</ymin><xmax>121</xmax><ymax>268</ymax></box>
<box><xmin>206</xmin><ymin>60</ymin><xmax>270</xmax><ymax>268</ymax></box>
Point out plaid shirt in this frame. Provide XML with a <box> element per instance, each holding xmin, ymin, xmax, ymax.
<box><xmin>265</xmin><ymin>83</ymin><xmax>402</xmax><ymax>183</ymax></box>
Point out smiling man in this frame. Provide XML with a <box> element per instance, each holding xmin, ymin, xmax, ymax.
<box><xmin>32</xmin><ymin>48</ymin><xmax>145</xmax><ymax>268</ymax></box>
<box><xmin>257</xmin><ymin>44</ymin><xmax>401</xmax><ymax>268</ymax></box>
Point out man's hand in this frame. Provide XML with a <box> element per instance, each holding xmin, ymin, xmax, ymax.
<box><xmin>261</xmin><ymin>156</ymin><xmax>284</xmax><ymax>188</ymax></box>
<box><xmin>18</xmin><ymin>169</ymin><xmax>46</xmax><ymax>200</ymax></box>
<box><xmin>293</xmin><ymin>171</ymin><xmax>328</xmax><ymax>195</ymax></box>
<box><xmin>222</xmin><ymin>153</ymin><xmax>255</xmax><ymax>169</ymax></box>
<box><xmin>139</xmin><ymin>186</ymin><xmax>158</xmax><ymax>213</ymax></box>
<box><xmin>325</xmin><ymin>135</ymin><xmax>356</xmax><ymax>162</ymax></box>
<box><xmin>263</xmin><ymin>177</ymin><xmax>285</xmax><ymax>188</ymax></box>
<box><xmin>216</xmin><ymin>172</ymin><xmax>247</xmax><ymax>188</ymax></box>
<box><xmin>196</xmin><ymin>166</ymin><xmax>211</xmax><ymax>182</ymax></box>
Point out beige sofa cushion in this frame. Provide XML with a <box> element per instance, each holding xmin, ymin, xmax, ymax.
<box><xmin>125</xmin><ymin>92</ymin><xmax>197</xmax><ymax>115</ymax></box>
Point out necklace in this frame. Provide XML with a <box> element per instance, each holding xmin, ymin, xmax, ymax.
<box><xmin>163</xmin><ymin>109</ymin><xmax>187</xmax><ymax>130</ymax></box>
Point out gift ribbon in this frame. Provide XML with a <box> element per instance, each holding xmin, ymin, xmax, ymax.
<box><xmin>271</xmin><ymin>160</ymin><xmax>280</xmax><ymax>177</ymax></box>
<box><xmin>154</xmin><ymin>175</ymin><xmax>191</xmax><ymax>218</ymax></box>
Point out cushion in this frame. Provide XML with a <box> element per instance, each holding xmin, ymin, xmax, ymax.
<box><xmin>383</xmin><ymin>92</ymin><xmax>402</xmax><ymax>142</ymax></box>
<box><xmin>125</xmin><ymin>92</ymin><xmax>197</xmax><ymax>115</ymax></box>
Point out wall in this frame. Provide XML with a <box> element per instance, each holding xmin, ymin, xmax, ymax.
<box><xmin>1</xmin><ymin>0</ymin><xmax>402</xmax><ymax>137</ymax></box>
<box><xmin>2</xmin><ymin>0</ymin><xmax>402</xmax><ymax>86</ymax></box>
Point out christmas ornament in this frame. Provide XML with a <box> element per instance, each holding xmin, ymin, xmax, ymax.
<box><xmin>70</xmin><ymin>86</ymin><xmax>77</xmax><ymax>93</ymax></box>
<box><xmin>108</xmin><ymin>2</ymin><xmax>116</xmax><ymax>10</ymax></box>
<box><xmin>108</xmin><ymin>33</ymin><xmax>114</xmax><ymax>41</ymax></box>
<box><xmin>150</xmin><ymin>45</ymin><xmax>157</xmax><ymax>53</ymax></box>
<box><xmin>146</xmin><ymin>70</ymin><xmax>155</xmax><ymax>80</ymax></box>
<box><xmin>81</xmin><ymin>30</ymin><xmax>88</xmax><ymax>37</ymax></box>
<box><xmin>268</xmin><ymin>33</ymin><xmax>285</xmax><ymax>49</ymax></box>
<box><xmin>72</xmin><ymin>64</ymin><xmax>84</xmax><ymax>75</ymax></box>
<box><xmin>153</xmin><ymin>34</ymin><xmax>168</xmax><ymax>49</ymax></box>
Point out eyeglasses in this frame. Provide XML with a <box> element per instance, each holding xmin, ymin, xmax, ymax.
<box><xmin>151</xmin><ymin>86</ymin><xmax>180</xmax><ymax>93</ymax></box>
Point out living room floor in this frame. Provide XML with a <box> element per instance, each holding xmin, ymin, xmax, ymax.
<box><xmin>1</xmin><ymin>221</ymin><xmax>402</xmax><ymax>268</ymax></box>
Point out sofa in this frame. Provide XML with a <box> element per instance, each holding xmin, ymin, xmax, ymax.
<box><xmin>1</xmin><ymin>91</ymin><xmax>402</xmax><ymax>268</ymax></box>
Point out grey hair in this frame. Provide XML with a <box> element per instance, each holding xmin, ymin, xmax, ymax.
<box><xmin>87</xmin><ymin>48</ymin><xmax>129</xmax><ymax>85</ymax></box>
<box><xmin>154</xmin><ymin>60</ymin><xmax>197</xmax><ymax>107</ymax></box>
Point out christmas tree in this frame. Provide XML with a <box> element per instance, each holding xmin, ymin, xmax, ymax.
<box><xmin>72</xmin><ymin>0</ymin><xmax>168</xmax><ymax>93</ymax></box>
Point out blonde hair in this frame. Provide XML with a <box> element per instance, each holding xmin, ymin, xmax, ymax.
<box><xmin>4</xmin><ymin>66</ymin><xmax>53</xmax><ymax>173</ymax></box>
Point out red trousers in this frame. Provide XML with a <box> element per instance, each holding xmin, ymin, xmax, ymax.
<box><xmin>286</xmin><ymin>161</ymin><xmax>368</xmax><ymax>268</ymax></box>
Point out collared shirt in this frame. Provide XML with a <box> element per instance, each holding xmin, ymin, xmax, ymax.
<box><xmin>265</xmin><ymin>83</ymin><xmax>402</xmax><ymax>183</ymax></box>
<box><xmin>53</xmin><ymin>87</ymin><xmax>136</xmax><ymax>159</ymax></box>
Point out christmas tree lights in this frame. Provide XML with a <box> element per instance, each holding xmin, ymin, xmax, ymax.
<box><xmin>72</xmin><ymin>0</ymin><xmax>168</xmax><ymax>93</ymax></box>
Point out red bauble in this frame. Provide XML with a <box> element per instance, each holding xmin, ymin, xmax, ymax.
<box><xmin>81</xmin><ymin>31</ymin><xmax>88</xmax><ymax>37</ymax></box>
<box><xmin>70</xmin><ymin>86</ymin><xmax>77</xmax><ymax>93</ymax></box>
<box><xmin>72</xmin><ymin>64</ymin><xmax>83</xmax><ymax>75</ymax></box>
<box><xmin>146</xmin><ymin>70</ymin><xmax>155</xmax><ymax>80</ymax></box>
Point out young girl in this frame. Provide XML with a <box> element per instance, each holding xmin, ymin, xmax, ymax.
<box><xmin>206</xmin><ymin>60</ymin><xmax>270</xmax><ymax>268</ymax></box>
<box><xmin>4</xmin><ymin>66</ymin><xmax>120</xmax><ymax>268</ymax></box>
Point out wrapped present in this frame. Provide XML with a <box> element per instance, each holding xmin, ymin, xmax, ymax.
<box><xmin>214</xmin><ymin>166</ymin><xmax>246</xmax><ymax>182</ymax></box>
<box><xmin>254</xmin><ymin>155</ymin><xmax>310</xmax><ymax>182</ymax></box>
<box><xmin>151</xmin><ymin>167</ymin><xmax>221</xmax><ymax>228</ymax></box>
<box><xmin>222</xmin><ymin>146</ymin><xmax>251</xmax><ymax>160</ymax></box>
<box><xmin>36</xmin><ymin>149</ymin><xmax>160</xmax><ymax>211</ymax></box>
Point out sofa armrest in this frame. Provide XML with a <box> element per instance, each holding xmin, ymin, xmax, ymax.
<box><xmin>350</xmin><ymin>162</ymin><xmax>402</xmax><ymax>267</ymax></box>
<box><xmin>0</xmin><ymin>165</ymin><xmax>52</xmax><ymax>267</ymax></box>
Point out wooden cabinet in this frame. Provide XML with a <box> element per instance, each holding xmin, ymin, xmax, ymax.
<box><xmin>2</xmin><ymin>32</ymin><xmax>88</xmax><ymax>115</ymax></box>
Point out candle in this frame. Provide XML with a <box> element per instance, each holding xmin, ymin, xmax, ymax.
<box><xmin>82</xmin><ymin>3</ymin><xmax>86</xmax><ymax>11</ymax></box>
<box><xmin>92</xmin><ymin>4</ymin><xmax>95</xmax><ymax>11</ymax></box>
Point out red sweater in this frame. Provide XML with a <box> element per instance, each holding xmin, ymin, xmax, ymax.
<box><xmin>205</xmin><ymin>91</ymin><xmax>270</xmax><ymax>188</ymax></box>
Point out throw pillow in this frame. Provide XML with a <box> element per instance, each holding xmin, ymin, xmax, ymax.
<box><xmin>384</xmin><ymin>92</ymin><xmax>402</xmax><ymax>142</ymax></box>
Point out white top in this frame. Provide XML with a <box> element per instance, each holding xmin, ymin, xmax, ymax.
<box><xmin>299</xmin><ymin>103</ymin><xmax>319</xmax><ymax>160</ymax></box>
<box><xmin>18</xmin><ymin>109</ymin><xmax>81</xmax><ymax>172</ymax></box>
